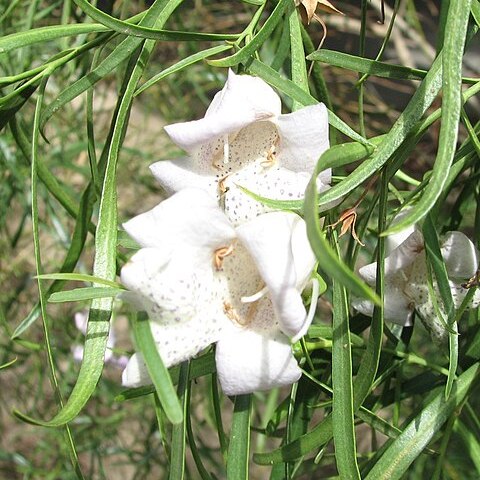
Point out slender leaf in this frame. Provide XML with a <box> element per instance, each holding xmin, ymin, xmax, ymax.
<box><xmin>48</xmin><ymin>287</ymin><xmax>124</xmax><ymax>303</ymax></box>
<box><xmin>331</xmin><ymin>275</ymin><xmax>360</xmax><ymax>479</ymax></box>
<box><xmin>364</xmin><ymin>364</ymin><xmax>480</xmax><ymax>480</ymax></box>
<box><xmin>209</xmin><ymin>0</ymin><xmax>291</xmax><ymax>67</ymax></box>
<box><xmin>308</xmin><ymin>49</ymin><xmax>478</xmax><ymax>85</ymax></box>
<box><xmin>304</xmin><ymin>150</ymin><xmax>380</xmax><ymax>304</ymax></box>
<box><xmin>227</xmin><ymin>394</ymin><xmax>252</xmax><ymax>480</ymax></box>
<box><xmin>134</xmin><ymin>313</ymin><xmax>183</xmax><ymax>424</ymax></box>
<box><xmin>384</xmin><ymin>0</ymin><xmax>472</xmax><ymax>234</ymax></box>
<box><xmin>317</xmin><ymin>53</ymin><xmax>443</xmax><ymax>208</ymax></box>
<box><xmin>169</xmin><ymin>362</ymin><xmax>190</xmax><ymax>478</ymax></box>
<box><xmin>72</xmin><ymin>0</ymin><xmax>237</xmax><ymax>42</ymax></box>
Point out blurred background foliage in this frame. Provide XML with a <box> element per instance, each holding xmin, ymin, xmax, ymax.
<box><xmin>1</xmin><ymin>0</ymin><xmax>480</xmax><ymax>478</ymax></box>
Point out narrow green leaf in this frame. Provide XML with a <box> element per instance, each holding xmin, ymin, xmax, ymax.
<box><xmin>471</xmin><ymin>0</ymin><xmax>480</xmax><ymax>28</ymax></box>
<box><xmin>115</xmin><ymin>352</ymin><xmax>216</xmax><ymax>402</ymax></box>
<box><xmin>304</xmin><ymin>151</ymin><xmax>380</xmax><ymax>305</ymax></box>
<box><xmin>14</xmin><ymin>75</ymin><xmax>84</xmax><ymax>477</ymax></box>
<box><xmin>288</xmin><ymin>9</ymin><xmax>308</xmax><ymax>111</ymax></box>
<box><xmin>0</xmin><ymin>24</ymin><xmax>108</xmax><ymax>54</ymax></box>
<box><xmin>364</xmin><ymin>364</ymin><xmax>480</xmax><ymax>480</ymax></box>
<box><xmin>40</xmin><ymin>0</ymin><xmax>172</xmax><ymax>126</ymax></box>
<box><xmin>209</xmin><ymin>0</ymin><xmax>291</xmax><ymax>67</ymax></box>
<box><xmin>186</xmin><ymin>383</ymin><xmax>214</xmax><ymax>480</ymax></box>
<box><xmin>35</xmin><ymin>273</ymin><xmax>121</xmax><ymax>288</ymax></box>
<box><xmin>253</xmin><ymin>415</ymin><xmax>333</xmax><ymax>465</ymax></box>
<box><xmin>72</xmin><ymin>0</ymin><xmax>238</xmax><ymax>42</ymax></box>
<box><xmin>0</xmin><ymin>358</ymin><xmax>17</xmax><ymax>370</ymax></box>
<box><xmin>14</xmin><ymin>0</ymin><xmax>182</xmax><ymax>428</ymax></box>
<box><xmin>169</xmin><ymin>362</ymin><xmax>190</xmax><ymax>478</ymax></box>
<box><xmin>331</xmin><ymin>275</ymin><xmax>360</xmax><ymax>479</ymax></box>
<box><xmin>211</xmin><ymin>373</ymin><xmax>229</xmax><ymax>461</ymax></box>
<box><xmin>422</xmin><ymin>215</ymin><xmax>457</xmax><ymax>397</ymax></box>
<box><xmin>11</xmin><ymin>182</ymin><xmax>96</xmax><ymax>339</ymax></box>
<box><xmin>227</xmin><ymin>394</ymin><xmax>252</xmax><ymax>479</ymax></box>
<box><xmin>383</xmin><ymin>0</ymin><xmax>472</xmax><ymax>234</ymax></box>
<box><xmin>308</xmin><ymin>49</ymin><xmax>479</xmax><ymax>85</ymax></box>
<box><xmin>350</xmin><ymin>168</ymin><xmax>387</xmax><ymax>412</ymax></box>
<box><xmin>317</xmin><ymin>52</ymin><xmax>443</xmax><ymax>208</ymax></box>
<box><xmin>134</xmin><ymin>313</ymin><xmax>183</xmax><ymax>424</ymax></box>
<box><xmin>48</xmin><ymin>287</ymin><xmax>124</xmax><ymax>303</ymax></box>
<box><xmin>455</xmin><ymin>420</ymin><xmax>480</xmax><ymax>475</ymax></box>
<box><xmin>309</xmin><ymin>48</ymin><xmax>427</xmax><ymax>79</ymax></box>
<box><xmin>135</xmin><ymin>44</ymin><xmax>232</xmax><ymax>96</ymax></box>
<box><xmin>0</xmin><ymin>85</ymin><xmax>37</xmax><ymax>131</ymax></box>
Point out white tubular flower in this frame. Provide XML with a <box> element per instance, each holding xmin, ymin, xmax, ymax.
<box><xmin>150</xmin><ymin>69</ymin><xmax>330</xmax><ymax>226</ymax></box>
<box><xmin>120</xmin><ymin>188</ymin><xmax>316</xmax><ymax>395</ymax></box>
<box><xmin>385</xmin><ymin>208</ymin><xmax>417</xmax><ymax>254</ymax></box>
<box><xmin>353</xmin><ymin>230</ymin><xmax>480</xmax><ymax>343</ymax></box>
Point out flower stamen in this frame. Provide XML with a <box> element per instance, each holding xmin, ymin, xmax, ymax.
<box><xmin>214</xmin><ymin>244</ymin><xmax>235</xmax><ymax>271</ymax></box>
<box><xmin>223</xmin><ymin>302</ymin><xmax>244</xmax><ymax>325</ymax></box>
<box><xmin>462</xmin><ymin>270</ymin><xmax>480</xmax><ymax>289</ymax></box>
<box><xmin>223</xmin><ymin>301</ymin><xmax>257</xmax><ymax>327</ymax></box>
<box><xmin>261</xmin><ymin>143</ymin><xmax>277</xmax><ymax>168</ymax></box>
<box><xmin>218</xmin><ymin>173</ymin><xmax>232</xmax><ymax>195</ymax></box>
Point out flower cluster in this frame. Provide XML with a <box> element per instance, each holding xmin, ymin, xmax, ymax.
<box><xmin>353</xmin><ymin>227</ymin><xmax>480</xmax><ymax>344</ymax></box>
<box><xmin>120</xmin><ymin>71</ymin><xmax>330</xmax><ymax>395</ymax></box>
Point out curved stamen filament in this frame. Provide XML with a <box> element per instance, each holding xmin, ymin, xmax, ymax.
<box><xmin>241</xmin><ymin>285</ymin><xmax>268</xmax><ymax>303</ymax></box>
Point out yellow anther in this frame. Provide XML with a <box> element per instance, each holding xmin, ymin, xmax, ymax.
<box><xmin>218</xmin><ymin>173</ymin><xmax>232</xmax><ymax>194</ymax></box>
<box><xmin>214</xmin><ymin>244</ymin><xmax>235</xmax><ymax>271</ymax></box>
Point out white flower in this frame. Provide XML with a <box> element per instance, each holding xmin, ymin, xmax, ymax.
<box><xmin>72</xmin><ymin>311</ymin><xmax>128</xmax><ymax>369</ymax></box>
<box><xmin>385</xmin><ymin>208</ymin><xmax>417</xmax><ymax>254</ymax></box>
<box><xmin>120</xmin><ymin>188</ymin><xmax>317</xmax><ymax>395</ymax></box>
<box><xmin>353</xmin><ymin>230</ymin><xmax>480</xmax><ymax>343</ymax></box>
<box><xmin>150</xmin><ymin>70</ymin><xmax>330</xmax><ymax>226</ymax></box>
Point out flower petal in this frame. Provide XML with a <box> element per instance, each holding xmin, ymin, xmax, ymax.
<box><xmin>122</xmin><ymin>353</ymin><xmax>150</xmax><ymax>387</ymax></box>
<box><xmin>359</xmin><ymin>230</ymin><xmax>424</xmax><ymax>284</ymax></box>
<box><xmin>275</xmin><ymin>103</ymin><xmax>330</xmax><ymax>172</ymax></box>
<box><xmin>352</xmin><ymin>271</ymin><xmax>414</xmax><ymax>326</ymax></box>
<box><xmin>150</xmin><ymin>159</ymin><xmax>218</xmax><ymax>197</ymax></box>
<box><xmin>223</xmin><ymin>165</ymin><xmax>311</xmax><ymax>225</ymax></box>
<box><xmin>236</xmin><ymin>211</ymin><xmax>315</xmax><ymax>337</ymax></box>
<box><xmin>385</xmin><ymin>208</ymin><xmax>417</xmax><ymax>254</ymax></box>
<box><xmin>122</xmin><ymin>188</ymin><xmax>235</xmax><ymax>255</ymax></box>
<box><xmin>215</xmin><ymin>327</ymin><xmax>301</xmax><ymax>395</ymax></box>
<box><xmin>164</xmin><ymin>70</ymin><xmax>281</xmax><ymax>155</ymax></box>
<box><xmin>121</xmin><ymin>248</ymin><xmax>201</xmax><ymax>321</ymax></box>
<box><xmin>122</xmin><ymin>307</ymin><xmax>228</xmax><ymax>388</ymax></box>
<box><xmin>441</xmin><ymin>231</ymin><xmax>479</xmax><ymax>279</ymax></box>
